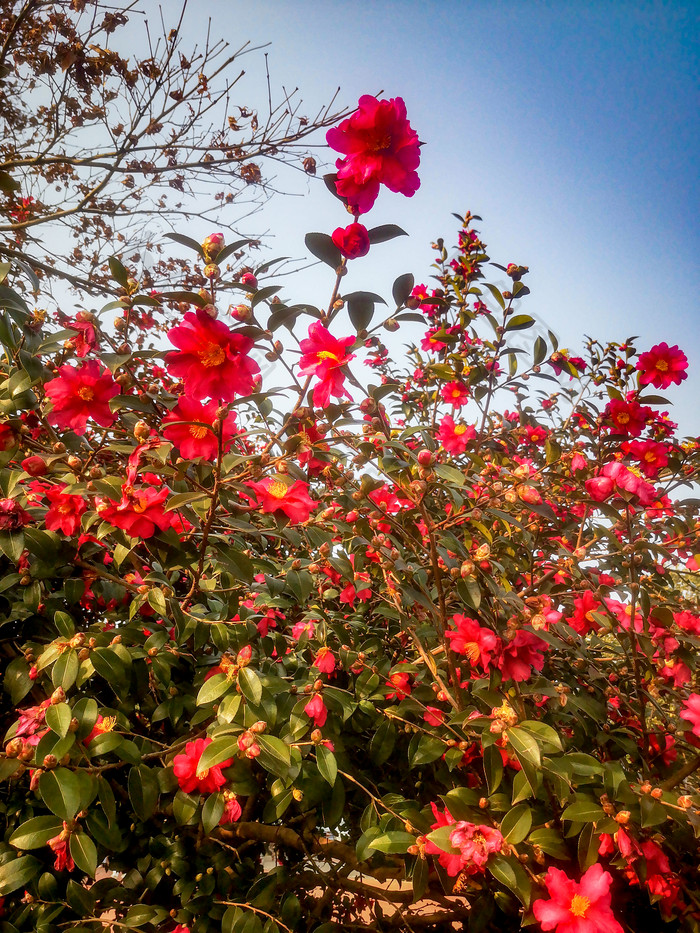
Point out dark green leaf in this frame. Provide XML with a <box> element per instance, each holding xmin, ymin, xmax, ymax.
<box><xmin>305</xmin><ymin>232</ymin><xmax>341</xmax><ymax>268</ymax></box>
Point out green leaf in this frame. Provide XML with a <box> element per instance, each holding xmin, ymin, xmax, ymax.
<box><xmin>640</xmin><ymin>795</ymin><xmax>667</xmax><ymax>828</ymax></box>
<box><xmin>238</xmin><ymin>667</ymin><xmax>263</xmax><ymax>706</ymax></box>
<box><xmin>533</xmin><ymin>335</ymin><xmax>547</xmax><ymax>365</ymax></box>
<box><xmin>0</xmin><ymin>530</ymin><xmax>24</xmax><ymax>563</ymax></box>
<box><xmin>369</xmin><ymin>831</ymin><xmax>416</xmax><ymax>854</ymax></box>
<box><xmin>197</xmin><ymin>671</ymin><xmax>233</xmax><ymax>706</ymax></box>
<box><xmin>69</xmin><ymin>833</ymin><xmax>97</xmax><ymax>877</ymax></box>
<box><xmin>561</xmin><ymin>798</ymin><xmax>606</xmax><ymax>823</ymax></box>
<box><xmin>196</xmin><ymin>736</ymin><xmax>236</xmax><ymax>773</ymax></box>
<box><xmin>202</xmin><ymin>792</ymin><xmax>226</xmax><ymax>833</ymax></box>
<box><xmin>39</xmin><ymin>768</ymin><xmax>83</xmax><ymax>820</ymax></box>
<box><xmin>128</xmin><ymin>765</ymin><xmax>160</xmax><ymax>821</ymax></box>
<box><xmin>410</xmin><ymin>735</ymin><xmax>445</xmax><ymax>767</ymax></box>
<box><xmin>367</xmin><ymin>224</ymin><xmax>408</xmax><ymax>245</ymax></box>
<box><xmin>527</xmin><ymin>827</ymin><xmax>570</xmax><ymax>860</ymax></box>
<box><xmin>519</xmin><ymin>720</ymin><xmax>563</xmax><ymax>752</ymax></box>
<box><xmin>163</xmin><ymin>232</ymin><xmax>205</xmax><ymax>256</ymax></box>
<box><xmin>483</xmin><ymin>743</ymin><xmax>504</xmax><ymax>794</ymax></box>
<box><xmin>316</xmin><ymin>744</ymin><xmax>337</xmax><ymax>786</ymax></box>
<box><xmin>256</xmin><ymin>735</ymin><xmax>291</xmax><ymax>778</ymax></box>
<box><xmin>487</xmin><ymin>853</ymin><xmax>531</xmax><ymax>906</ymax></box>
<box><xmin>484</xmin><ymin>282</ymin><xmax>505</xmax><ymax>309</ymax></box>
<box><xmin>500</xmin><ymin>805</ymin><xmax>532</xmax><ymax>844</ymax></box>
<box><xmin>392</xmin><ymin>272</ymin><xmax>415</xmax><ymax>307</ymax></box>
<box><xmin>369</xmin><ymin>721</ymin><xmax>396</xmax><ymax>766</ymax></box>
<box><xmin>434</xmin><ymin>463</ymin><xmax>466</xmax><ymax>486</ymax></box>
<box><xmin>505</xmin><ymin>314</ymin><xmax>535</xmax><ymax>331</ymax></box>
<box><xmin>346</xmin><ymin>290</ymin><xmax>382</xmax><ymax>332</ymax></box>
<box><xmin>9</xmin><ymin>816</ymin><xmax>63</xmax><ymax>849</ymax></box>
<box><xmin>108</xmin><ymin>256</ymin><xmax>129</xmax><ymax>287</ymax></box>
<box><xmin>305</xmin><ymin>232</ymin><xmax>341</xmax><ymax>268</ymax></box>
<box><xmin>45</xmin><ymin>703</ymin><xmax>72</xmax><ymax>737</ymax></box>
<box><xmin>52</xmin><ymin>650</ymin><xmax>79</xmax><ymax>691</ymax></box>
<box><xmin>0</xmin><ymin>855</ymin><xmax>41</xmax><ymax>896</ymax></box>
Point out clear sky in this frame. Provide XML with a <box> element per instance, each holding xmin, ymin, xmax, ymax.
<box><xmin>182</xmin><ymin>0</ymin><xmax>699</xmax><ymax>429</ymax></box>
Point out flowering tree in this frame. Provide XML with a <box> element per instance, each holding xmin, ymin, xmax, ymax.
<box><xmin>0</xmin><ymin>0</ymin><xmax>348</xmax><ymax>295</ymax></box>
<box><xmin>1</xmin><ymin>88</ymin><xmax>700</xmax><ymax>933</ymax></box>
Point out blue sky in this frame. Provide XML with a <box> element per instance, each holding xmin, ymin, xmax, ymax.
<box><xmin>198</xmin><ymin>0</ymin><xmax>699</xmax><ymax>429</ymax></box>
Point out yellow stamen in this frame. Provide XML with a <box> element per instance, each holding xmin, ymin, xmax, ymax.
<box><xmin>316</xmin><ymin>350</ymin><xmax>340</xmax><ymax>362</ymax></box>
<box><xmin>78</xmin><ymin>386</ymin><xmax>94</xmax><ymax>401</ymax></box>
<box><xmin>267</xmin><ymin>481</ymin><xmax>288</xmax><ymax>499</ymax></box>
<box><xmin>616</xmin><ymin>413</ymin><xmax>630</xmax><ymax>424</ymax></box>
<box><xmin>198</xmin><ymin>343</ymin><xmax>226</xmax><ymax>367</ymax></box>
<box><xmin>454</xmin><ymin>424</ymin><xmax>467</xmax><ymax>435</ymax></box>
<box><xmin>196</xmin><ymin>767</ymin><xmax>210</xmax><ymax>780</ymax></box>
<box><xmin>569</xmin><ymin>894</ymin><xmax>590</xmax><ymax>918</ymax></box>
<box><xmin>464</xmin><ymin>642</ymin><xmax>481</xmax><ymax>665</ymax></box>
<box><xmin>97</xmin><ymin>716</ymin><xmax>117</xmax><ymax>734</ymax></box>
<box><xmin>656</xmin><ymin>360</ymin><xmax>669</xmax><ymax>371</ymax></box>
<box><xmin>189</xmin><ymin>425</ymin><xmax>208</xmax><ymax>438</ymax></box>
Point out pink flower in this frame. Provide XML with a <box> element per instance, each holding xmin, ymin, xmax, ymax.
<box><xmin>637</xmin><ymin>343</ymin><xmax>688</xmax><ymax>389</ymax></box>
<box><xmin>304</xmin><ymin>694</ymin><xmax>328</xmax><ymax>727</ymax></box>
<box><xmin>173</xmin><ymin>738</ymin><xmax>232</xmax><ymax>795</ymax></box>
<box><xmin>604</xmin><ymin>396</ymin><xmax>652</xmax><ymax>437</ymax></box>
<box><xmin>331</xmin><ymin>222</ymin><xmax>370</xmax><ymax>259</ymax></box>
<box><xmin>165</xmin><ymin>309</ymin><xmax>260</xmax><ymax>401</ymax></box>
<box><xmin>298</xmin><ymin>322</ymin><xmax>355</xmax><ymax>409</ymax></box>
<box><xmin>162</xmin><ymin>396</ymin><xmax>237</xmax><ymax>460</ymax></box>
<box><xmin>242</xmin><ymin>477</ymin><xmax>317</xmax><ymax>524</ymax></box>
<box><xmin>438</xmin><ymin>415</ymin><xmax>475</xmax><ymax>455</ymax></box>
<box><xmin>240</xmin><ymin>271</ymin><xmax>258</xmax><ymax>289</ymax></box>
<box><xmin>44</xmin><ymin>485</ymin><xmax>87</xmax><ymax>536</ymax></box>
<box><xmin>326</xmin><ymin>95</ymin><xmax>420</xmax><ymax>214</ymax></box>
<box><xmin>532</xmin><ymin>863</ymin><xmax>624</xmax><ymax>933</ymax></box>
<box><xmin>680</xmin><ymin>693</ymin><xmax>700</xmax><ymax>736</ymax></box>
<box><xmin>623</xmin><ymin>439</ymin><xmax>669</xmax><ymax>478</ymax></box>
<box><xmin>47</xmin><ymin>823</ymin><xmax>75</xmax><ymax>872</ymax></box>
<box><xmin>385</xmin><ymin>671</ymin><xmax>412</xmax><ymax>701</ymax></box>
<box><xmin>313</xmin><ymin>647</ymin><xmax>336</xmax><ymax>674</ymax></box>
<box><xmin>97</xmin><ymin>484</ymin><xmax>172</xmax><ymax>539</ymax></box>
<box><xmin>445</xmin><ymin>615</ymin><xmax>498</xmax><ymax>671</ymax></box>
<box><xmin>440</xmin><ymin>381</ymin><xmax>469</xmax><ymax>407</ymax></box>
<box><xmin>424</xmin><ymin>706</ymin><xmax>445</xmax><ymax>726</ymax></box>
<box><xmin>449</xmin><ymin>822</ymin><xmax>503</xmax><ymax>873</ymax></box>
<box><xmin>497</xmin><ymin>630</ymin><xmax>547</xmax><ymax>682</ymax></box>
<box><xmin>44</xmin><ymin>361</ymin><xmax>118</xmax><ymax>435</ymax></box>
<box><xmin>219</xmin><ymin>791</ymin><xmax>242</xmax><ymax>825</ymax></box>
<box><xmin>0</xmin><ymin>497</ymin><xmax>31</xmax><ymax>531</ymax></box>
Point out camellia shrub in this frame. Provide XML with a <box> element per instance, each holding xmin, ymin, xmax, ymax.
<box><xmin>1</xmin><ymin>93</ymin><xmax>700</xmax><ymax>933</ymax></box>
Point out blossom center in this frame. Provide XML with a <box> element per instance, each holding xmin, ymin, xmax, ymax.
<box><xmin>569</xmin><ymin>894</ymin><xmax>590</xmax><ymax>918</ymax></box>
<box><xmin>196</xmin><ymin>767</ymin><xmax>210</xmax><ymax>780</ymax></box>
<box><xmin>616</xmin><ymin>413</ymin><xmax>630</xmax><ymax>424</ymax></box>
<box><xmin>454</xmin><ymin>424</ymin><xmax>467</xmax><ymax>435</ymax></box>
<box><xmin>316</xmin><ymin>350</ymin><xmax>340</xmax><ymax>363</ymax></box>
<box><xmin>268</xmin><ymin>481</ymin><xmax>288</xmax><ymax>499</ymax></box>
<box><xmin>644</xmin><ymin>451</ymin><xmax>657</xmax><ymax>462</ymax></box>
<box><xmin>198</xmin><ymin>343</ymin><xmax>226</xmax><ymax>367</ymax></box>
<box><xmin>78</xmin><ymin>386</ymin><xmax>94</xmax><ymax>401</ymax></box>
<box><xmin>189</xmin><ymin>425</ymin><xmax>208</xmax><ymax>438</ymax></box>
<box><xmin>655</xmin><ymin>359</ymin><xmax>669</xmax><ymax>371</ymax></box>
<box><xmin>464</xmin><ymin>641</ymin><xmax>481</xmax><ymax>665</ymax></box>
<box><xmin>369</xmin><ymin>132</ymin><xmax>392</xmax><ymax>152</ymax></box>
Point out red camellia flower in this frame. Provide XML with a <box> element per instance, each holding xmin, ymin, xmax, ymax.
<box><xmin>298</xmin><ymin>322</ymin><xmax>356</xmax><ymax>408</ymax></box>
<box><xmin>440</xmin><ymin>381</ymin><xmax>469</xmax><ymax>407</ymax></box>
<box><xmin>448</xmin><ymin>822</ymin><xmax>504</xmax><ymax>874</ymax></box>
<box><xmin>313</xmin><ymin>647</ymin><xmax>336</xmax><ymax>674</ymax></box>
<box><xmin>532</xmin><ymin>862</ymin><xmax>624</xmax><ymax>933</ymax></box>
<box><xmin>165</xmin><ymin>309</ymin><xmax>260</xmax><ymax>401</ymax></box>
<box><xmin>173</xmin><ymin>737</ymin><xmax>232</xmax><ymax>795</ymax></box>
<box><xmin>304</xmin><ymin>694</ymin><xmax>328</xmax><ymax>727</ymax></box>
<box><xmin>331</xmin><ymin>222</ymin><xmax>370</xmax><ymax>259</ymax></box>
<box><xmin>637</xmin><ymin>342</ymin><xmax>688</xmax><ymax>389</ymax></box>
<box><xmin>445</xmin><ymin>615</ymin><xmax>498</xmax><ymax>671</ymax></box>
<box><xmin>680</xmin><ymin>693</ymin><xmax>700</xmax><ymax>736</ymax></box>
<box><xmin>326</xmin><ymin>95</ymin><xmax>421</xmax><ymax>214</ymax></box>
<box><xmin>162</xmin><ymin>396</ymin><xmax>237</xmax><ymax>460</ymax></box>
<box><xmin>0</xmin><ymin>497</ymin><xmax>31</xmax><ymax>531</ymax></box>
<box><xmin>242</xmin><ymin>477</ymin><xmax>317</xmax><ymax>524</ymax></box>
<box><xmin>44</xmin><ymin>360</ymin><xmax>119</xmax><ymax>435</ymax></box>
<box><xmin>623</xmin><ymin>439</ymin><xmax>669</xmax><ymax>478</ymax></box>
<box><xmin>97</xmin><ymin>484</ymin><xmax>172</xmax><ymax>539</ymax></box>
<box><xmin>44</xmin><ymin>485</ymin><xmax>87</xmax><ymax>535</ymax></box>
<box><xmin>438</xmin><ymin>414</ymin><xmax>476</xmax><ymax>454</ymax></box>
<box><xmin>603</xmin><ymin>396</ymin><xmax>652</xmax><ymax>437</ymax></box>
<box><xmin>47</xmin><ymin>823</ymin><xmax>75</xmax><ymax>873</ymax></box>
<box><xmin>497</xmin><ymin>630</ymin><xmax>548</xmax><ymax>682</ymax></box>
<box><xmin>385</xmin><ymin>671</ymin><xmax>412</xmax><ymax>701</ymax></box>
<box><xmin>219</xmin><ymin>791</ymin><xmax>242</xmax><ymax>826</ymax></box>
